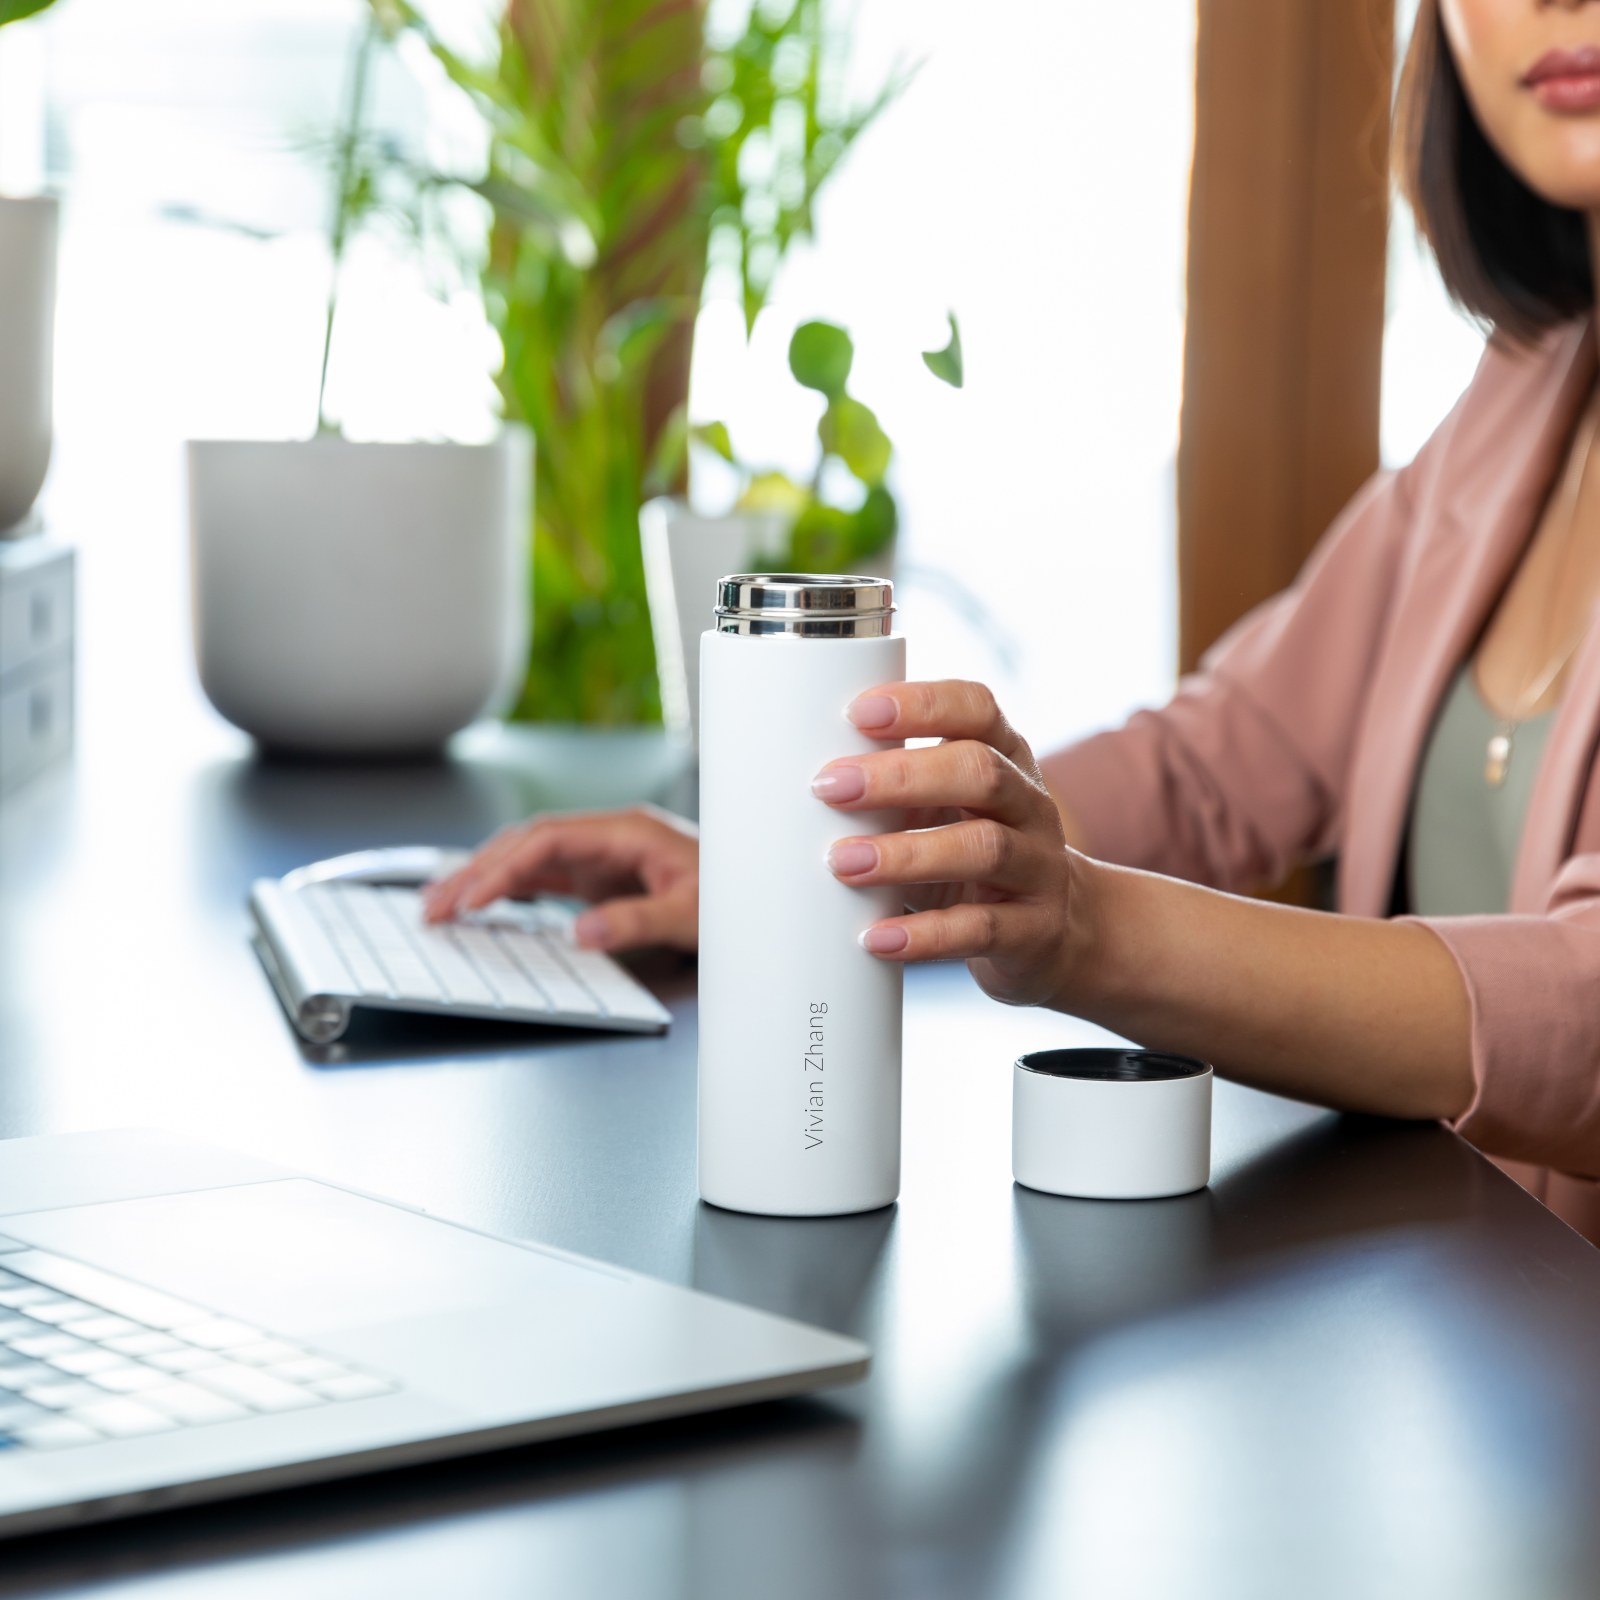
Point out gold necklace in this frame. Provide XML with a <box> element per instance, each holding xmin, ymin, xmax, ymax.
<box><xmin>1484</xmin><ymin>397</ymin><xmax>1600</xmax><ymax>788</ymax></box>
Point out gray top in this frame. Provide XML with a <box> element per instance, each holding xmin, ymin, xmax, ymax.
<box><xmin>1408</xmin><ymin>664</ymin><xmax>1557</xmax><ymax>915</ymax></box>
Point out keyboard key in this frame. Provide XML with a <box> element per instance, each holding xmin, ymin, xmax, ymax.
<box><xmin>141</xmin><ymin>1383</ymin><xmax>249</xmax><ymax>1426</ymax></box>
<box><xmin>23</xmin><ymin>1380</ymin><xmax>106</xmax><ymax>1411</ymax></box>
<box><xmin>15</xmin><ymin>1417</ymin><xmax>100</xmax><ymax>1450</ymax></box>
<box><xmin>68</xmin><ymin>1399</ymin><xmax>178</xmax><ymax>1438</ymax></box>
<box><xmin>0</xmin><ymin>1271</ymin><xmax>25</xmax><ymax>1290</ymax></box>
<box><xmin>303</xmin><ymin>887</ymin><xmax>392</xmax><ymax>995</ymax></box>
<box><xmin>0</xmin><ymin>1287</ymin><xmax>55</xmax><ymax>1310</ymax></box>
<box><xmin>194</xmin><ymin>1364</ymin><xmax>319</xmax><ymax>1413</ymax></box>
<box><xmin>337</xmin><ymin>887</ymin><xmax>445</xmax><ymax>1002</ymax></box>
<box><xmin>61</xmin><ymin>1314</ymin><xmax>141</xmax><ymax>1341</ymax></box>
<box><xmin>146</xmin><ymin>1348</ymin><xmax>224</xmax><ymax>1375</ymax></box>
<box><xmin>0</xmin><ymin>1362</ymin><xmax>55</xmax><ymax>1390</ymax></box>
<box><xmin>309</xmin><ymin>1373</ymin><xmax>393</xmax><ymax>1402</ymax></box>
<box><xmin>89</xmin><ymin>1365</ymin><xmax>167</xmax><ymax>1394</ymax></box>
<box><xmin>449</xmin><ymin>925</ymin><xmax>549</xmax><ymax>1009</ymax></box>
<box><xmin>271</xmin><ymin>1357</ymin><xmax>347</xmax><ymax>1384</ymax></box>
<box><xmin>10</xmin><ymin>1333</ymin><xmax>88</xmax><ymax>1360</ymax></box>
<box><xmin>505</xmin><ymin>937</ymin><xmax>602</xmax><ymax>1017</ymax></box>
<box><xmin>5</xmin><ymin>1252</ymin><xmax>206</xmax><ymax>1331</ymax></box>
<box><xmin>231</xmin><ymin>1340</ymin><xmax>306</xmax><ymax>1367</ymax></box>
<box><xmin>173</xmin><ymin>1319</ymin><xmax>261</xmax><ymax>1351</ymax></box>
<box><xmin>49</xmin><ymin>1349</ymin><xmax>126</xmax><ymax>1377</ymax></box>
<box><xmin>26</xmin><ymin>1298</ymin><xmax>96</xmax><ymax>1326</ymax></box>
<box><xmin>0</xmin><ymin>1237</ymin><xmax>28</xmax><ymax>1254</ymax></box>
<box><xmin>102</xmin><ymin>1331</ymin><xmax>182</xmax><ymax>1357</ymax></box>
<box><xmin>0</xmin><ymin>1398</ymin><xmax>48</xmax><ymax>1430</ymax></box>
<box><xmin>0</xmin><ymin>1315</ymin><xmax>37</xmax><ymax>1340</ymax></box>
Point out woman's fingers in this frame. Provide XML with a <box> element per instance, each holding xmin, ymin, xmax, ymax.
<box><xmin>575</xmin><ymin>883</ymin><xmax>698</xmax><ymax>953</ymax></box>
<box><xmin>423</xmin><ymin>807</ymin><xmax>684</xmax><ymax>922</ymax></box>
<box><xmin>828</xmin><ymin>817</ymin><xmax>1043</xmax><ymax>893</ymax></box>
<box><xmin>857</xmin><ymin>900</ymin><xmax>1053</xmax><ymax>963</ymax></box>
<box><xmin>847</xmin><ymin>680</ymin><xmax>1035</xmax><ymax>767</ymax></box>
<box><xmin>813</xmin><ymin>739</ymin><xmax>1049</xmax><ymax>827</ymax></box>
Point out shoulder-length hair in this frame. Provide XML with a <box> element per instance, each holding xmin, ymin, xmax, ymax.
<box><xmin>1396</xmin><ymin>0</ymin><xmax>1592</xmax><ymax>342</ymax></box>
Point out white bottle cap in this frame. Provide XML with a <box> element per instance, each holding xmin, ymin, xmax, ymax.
<box><xmin>1012</xmin><ymin>1048</ymin><xmax>1212</xmax><ymax>1200</ymax></box>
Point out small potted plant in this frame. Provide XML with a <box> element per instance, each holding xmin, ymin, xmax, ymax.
<box><xmin>0</xmin><ymin>0</ymin><xmax>63</xmax><ymax>535</ymax></box>
<box><xmin>187</xmin><ymin>16</ymin><xmax>559</xmax><ymax>757</ymax></box>
<box><xmin>642</xmin><ymin>314</ymin><xmax>962</xmax><ymax>745</ymax></box>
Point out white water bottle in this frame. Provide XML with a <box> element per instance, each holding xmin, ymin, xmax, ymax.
<box><xmin>698</xmin><ymin>574</ymin><xmax>906</xmax><ymax>1216</ymax></box>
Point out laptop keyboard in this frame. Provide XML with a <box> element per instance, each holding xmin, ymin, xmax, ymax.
<box><xmin>0</xmin><ymin>1239</ymin><xmax>396</xmax><ymax>1451</ymax></box>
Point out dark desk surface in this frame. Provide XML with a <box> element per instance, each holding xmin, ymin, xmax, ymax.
<box><xmin>5</xmin><ymin>706</ymin><xmax>1600</xmax><ymax>1599</ymax></box>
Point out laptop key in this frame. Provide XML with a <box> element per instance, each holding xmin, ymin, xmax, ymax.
<box><xmin>174</xmin><ymin>1318</ymin><xmax>261</xmax><ymax>1351</ymax></box>
<box><xmin>0</xmin><ymin>1398</ymin><xmax>48</xmax><ymax>1430</ymax></box>
<box><xmin>67</xmin><ymin>1399</ymin><xmax>178</xmax><ymax>1438</ymax></box>
<box><xmin>89</xmin><ymin>1365</ymin><xmax>167</xmax><ymax>1394</ymax></box>
<box><xmin>15</xmin><ymin>1418</ymin><xmax>101</xmax><ymax>1450</ymax></box>
<box><xmin>61</xmin><ymin>1314</ymin><xmax>141</xmax><ymax>1341</ymax></box>
<box><xmin>0</xmin><ymin>1236</ymin><xmax>27</xmax><ymax>1254</ymax></box>
<box><xmin>310</xmin><ymin>1373</ymin><xmax>393</xmax><ymax>1402</ymax></box>
<box><xmin>141</xmin><ymin>1383</ymin><xmax>250</xmax><ymax>1426</ymax></box>
<box><xmin>145</xmin><ymin>1348</ymin><xmax>224</xmax><ymax>1375</ymax></box>
<box><xmin>193</xmin><ymin>1364</ymin><xmax>319</xmax><ymax>1413</ymax></box>
<box><xmin>22</xmin><ymin>1380</ymin><xmax>106</xmax><ymax>1411</ymax></box>
<box><xmin>49</xmin><ymin>1349</ymin><xmax>127</xmax><ymax>1377</ymax></box>
<box><xmin>0</xmin><ymin>1362</ymin><xmax>55</xmax><ymax>1390</ymax></box>
<box><xmin>26</xmin><ymin>1299</ymin><xmax>96</xmax><ymax>1326</ymax></box>
<box><xmin>5</xmin><ymin>1252</ymin><xmax>206</xmax><ymax>1331</ymax></box>
<box><xmin>10</xmin><ymin>1333</ymin><xmax>88</xmax><ymax>1360</ymax></box>
<box><xmin>102</xmin><ymin>1331</ymin><xmax>182</xmax><ymax>1357</ymax></box>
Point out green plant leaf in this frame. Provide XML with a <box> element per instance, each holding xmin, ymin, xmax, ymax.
<box><xmin>922</xmin><ymin>312</ymin><xmax>964</xmax><ymax>388</ymax></box>
<box><xmin>0</xmin><ymin>0</ymin><xmax>58</xmax><ymax>26</ymax></box>
<box><xmin>788</xmin><ymin>500</ymin><xmax>852</xmax><ymax>570</ymax></box>
<box><xmin>692</xmin><ymin>421</ymin><xmax>736</xmax><ymax>463</ymax></box>
<box><xmin>851</xmin><ymin>484</ymin><xmax>898</xmax><ymax>555</ymax></box>
<box><xmin>789</xmin><ymin>320</ymin><xmax>853</xmax><ymax>398</ymax></box>
<box><xmin>739</xmin><ymin>471</ymin><xmax>810</xmax><ymax>517</ymax></box>
<box><xmin>819</xmin><ymin>395</ymin><xmax>891</xmax><ymax>485</ymax></box>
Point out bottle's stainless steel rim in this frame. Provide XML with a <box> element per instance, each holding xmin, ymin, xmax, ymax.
<box><xmin>713</xmin><ymin>573</ymin><xmax>895</xmax><ymax>638</ymax></box>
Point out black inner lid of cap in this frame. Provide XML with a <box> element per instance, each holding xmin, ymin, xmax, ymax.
<box><xmin>1017</xmin><ymin>1048</ymin><xmax>1209</xmax><ymax>1083</ymax></box>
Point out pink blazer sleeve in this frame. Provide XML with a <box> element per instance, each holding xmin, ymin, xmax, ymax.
<box><xmin>1411</xmin><ymin>872</ymin><xmax>1600</xmax><ymax>1178</ymax></box>
<box><xmin>1042</xmin><ymin>463</ymin><xmax>1420</xmax><ymax>892</ymax></box>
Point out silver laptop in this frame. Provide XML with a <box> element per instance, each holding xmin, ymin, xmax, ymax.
<box><xmin>0</xmin><ymin>1129</ymin><xmax>868</xmax><ymax>1538</ymax></box>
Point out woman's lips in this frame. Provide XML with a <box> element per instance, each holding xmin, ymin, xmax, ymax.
<box><xmin>1524</xmin><ymin>46</ymin><xmax>1600</xmax><ymax>112</ymax></box>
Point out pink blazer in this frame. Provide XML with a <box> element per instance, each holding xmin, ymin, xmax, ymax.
<box><xmin>1046</xmin><ymin>318</ymin><xmax>1600</xmax><ymax>1241</ymax></box>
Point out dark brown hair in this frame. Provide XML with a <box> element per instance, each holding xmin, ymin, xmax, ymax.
<box><xmin>1396</xmin><ymin>0</ymin><xmax>1592</xmax><ymax>342</ymax></box>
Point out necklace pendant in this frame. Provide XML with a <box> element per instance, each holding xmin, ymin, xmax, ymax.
<box><xmin>1486</xmin><ymin>728</ymin><xmax>1513</xmax><ymax>788</ymax></box>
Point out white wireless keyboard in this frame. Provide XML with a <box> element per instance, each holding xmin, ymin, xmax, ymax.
<box><xmin>249</xmin><ymin>879</ymin><xmax>672</xmax><ymax>1044</ymax></box>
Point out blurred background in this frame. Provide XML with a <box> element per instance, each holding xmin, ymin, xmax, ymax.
<box><xmin>0</xmin><ymin>0</ymin><xmax>1486</xmax><ymax>780</ymax></box>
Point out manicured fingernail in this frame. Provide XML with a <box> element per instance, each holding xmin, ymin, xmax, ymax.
<box><xmin>574</xmin><ymin>909</ymin><xmax>610</xmax><ymax>949</ymax></box>
<box><xmin>811</xmin><ymin>763</ymin><xmax>866</xmax><ymax>803</ymax></box>
<box><xmin>848</xmin><ymin>695</ymin><xmax>897</xmax><ymax>730</ymax></box>
<box><xmin>860</xmin><ymin>925</ymin><xmax>908</xmax><ymax>954</ymax></box>
<box><xmin>828</xmin><ymin>840</ymin><xmax>878</xmax><ymax>877</ymax></box>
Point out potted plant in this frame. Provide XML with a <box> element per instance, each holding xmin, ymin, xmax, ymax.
<box><xmin>0</xmin><ymin>0</ymin><xmax>63</xmax><ymax>536</ymax></box>
<box><xmin>368</xmin><ymin>0</ymin><xmax>908</xmax><ymax>724</ymax></box>
<box><xmin>187</xmin><ymin>15</ymin><xmax>561</xmax><ymax>757</ymax></box>
<box><xmin>643</xmin><ymin>314</ymin><xmax>962</xmax><ymax>745</ymax></box>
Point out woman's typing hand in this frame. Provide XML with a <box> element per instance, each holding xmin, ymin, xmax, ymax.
<box><xmin>421</xmin><ymin>804</ymin><xmax>700</xmax><ymax>953</ymax></box>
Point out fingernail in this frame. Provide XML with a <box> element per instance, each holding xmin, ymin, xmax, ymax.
<box><xmin>848</xmin><ymin>695</ymin><xmax>897</xmax><ymax>730</ymax></box>
<box><xmin>574</xmin><ymin>909</ymin><xmax>610</xmax><ymax>949</ymax></box>
<box><xmin>860</xmin><ymin>925</ymin><xmax>909</xmax><ymax>954</ymax></box>
<box><xmin>811</xmin><ymin>763</ymin><xmax>866</xmax><ymax>802</ymax></box>
<box><xmin>828</xmin><ymin>840</ymin><xmax>878</xmax><ymax>877</ymax></box>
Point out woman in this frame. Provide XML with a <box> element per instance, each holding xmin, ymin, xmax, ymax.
<box><xmin>429</xmin><ymin>0</ymin><xmax>1600</xmax><ymax>1239</ymax></box>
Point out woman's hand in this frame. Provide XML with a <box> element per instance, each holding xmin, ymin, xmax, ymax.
<box><xmin>421</xmin><ymin>803</ymin><xmax>699</xmax><ymax>953</ymax></box>
<box><xmin>815</xmin><ymin>681</ymin><xmax>1080</xmax><ymax>1008</ymax></box>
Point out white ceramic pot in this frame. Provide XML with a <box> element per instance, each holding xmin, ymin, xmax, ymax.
<box><xmin>640</xmin><ymin>498</ymin><xmax>792</xmax><ymax>747</ymax></box>
<box><xmin>0</xmin><ymin>195</ymin><xmax>57</xmax><ymax>534</ymax></box>
<box><xmin>189</xmin><ymin>430</ymin><xmax>532</xmax><ymax>756</ymax></box>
